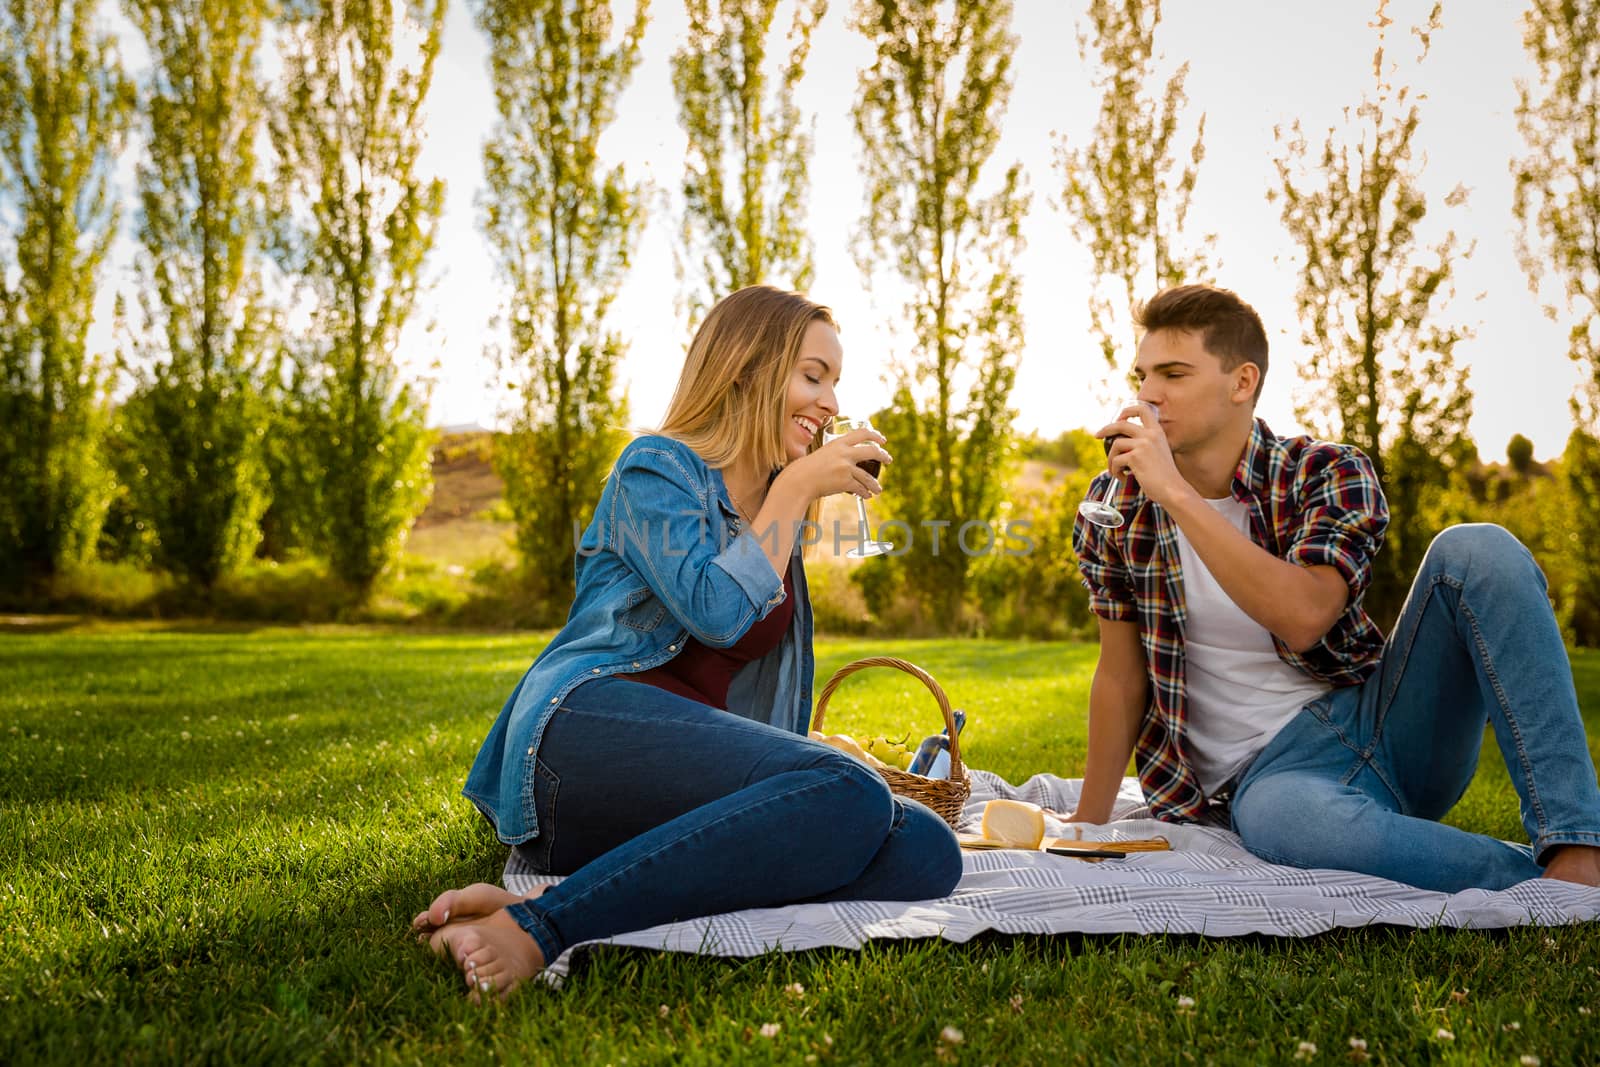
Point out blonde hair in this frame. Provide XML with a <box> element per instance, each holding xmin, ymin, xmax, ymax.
<box><xmin>658</xmin><ymin>286</ymin><xmax>836</xmax><ymax>472</ymax></box>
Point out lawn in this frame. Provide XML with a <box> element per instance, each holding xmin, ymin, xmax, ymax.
<box><xmin>3</xmin><ymin>621</ymin><xmax>1599</xmax><ymax>1064</ymax></box>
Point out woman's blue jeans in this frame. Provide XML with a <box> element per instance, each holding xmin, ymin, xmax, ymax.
<box><xmin>502</xmin><ymin>676</ymin><xmax>963</xmax><ymax>963</ymax></box>
<box><xmin>1232</xmin><ymin>524</ymin><xmax>1600</xmax><ymax>892</ymax></box>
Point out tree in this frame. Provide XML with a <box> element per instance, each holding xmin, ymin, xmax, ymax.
<box><xmin>671</xmin><ymin>0</ymin><xmax>825</xmax><ymax>320</ymax></box>
<box><xmin>0</xmin><ymin>0</ymin><xmax>133</xmax><ymax>594</ymax></box>
<box><xmin>966</xmin><ymin>430</ymin><xmax>1100</xmax><ymax>640</ymax></box>
<box><xmin>1054</xmin><ymin>0</ymin><xmax>1210</xmax><ymax>368</ymax></box>
<box><xmin>1556</xmin><ymin>430</ymin><xmax>1600</xmax><ymax>641</ymax></box>
<box><xmin>121</xmin><ymin>0</ymin><xmax>276</xmax><ymax>589</ymax></box>
<box><xmin>852</xmin><ymin>0</ymin><xmax>1028</xmax><ymax>628</ymax></box>
<box><xmin>271</xmin><ymin>0</ymin><xmax>447</xmax><ymax>596</ymax></box>
<box><xmin>1272</xmin><ymin>0</ymin><xmax>1473</xmax><ymax>623</ymax></box>
<box><xmin>1507</xmin><ymin>433</ymin><xmax>1536</xmax><ymax>477</ymax></box>
<box><xmin>254</xmin><ymin>361</ymin><xmax>324</xmax><ymax>562</ymax></box>
<box><xmin>475</xmin><ymin>0</ymin><xmax>648</xmax><ymax>616</ymax></box>
<box><xmin>1513</xmin><ymin>0</ymin><xmax>1600</xmax><ymax>645</ymax></box>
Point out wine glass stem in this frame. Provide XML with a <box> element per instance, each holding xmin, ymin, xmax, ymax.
<box><xmin>855</xmin><ymin>498</ymin><xmax>873</xmax><ymax>545</ymax></box>
<box><xmin>1101</xmin><ymin>477</ymin><xmax>1121</xmax><ymax>504</ymax></box>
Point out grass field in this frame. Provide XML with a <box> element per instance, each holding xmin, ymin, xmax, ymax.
<box><xmin>4</xmin><ymin>621</ymin><xmax>1599</xmax><ymax>1064</ymax></box>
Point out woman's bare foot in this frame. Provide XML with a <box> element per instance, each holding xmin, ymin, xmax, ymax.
<box><xmin>428</xmin><ymin>908</ymin><xmax>548</xmax><ymax>1001</ymax></box>
<box><xmin>412</xmin><ymin>882</ymin><xmax>551</xmax><ymax>937</ymax></box>
<box><xmin>1542</xmin><ymin>844</ymin><xmax>1600</xmax><ymax>887</ymax></box>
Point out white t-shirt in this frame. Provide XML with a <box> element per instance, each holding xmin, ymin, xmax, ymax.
<box><xmin>1173</xmin><ymin>496</ymin><xmax>1332</xmax><ymax>794</ymax></box>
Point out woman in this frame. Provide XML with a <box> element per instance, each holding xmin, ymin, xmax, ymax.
<box><xmin>415</xmin><ymin>286</ymin><xmax>964</xmax><ymax>997</ymax></box>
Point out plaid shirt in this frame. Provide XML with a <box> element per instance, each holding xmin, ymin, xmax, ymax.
<box><xmin>1072</xmin><ymin>418</ymin><xmax>1390</xmax><ymax>822</ymax></box>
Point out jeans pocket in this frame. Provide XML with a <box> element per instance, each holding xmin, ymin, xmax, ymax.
<box><xmin>515</xmin><ymin>756</ymin><xmax>562</xmax><ymax>874</ymax></box>
<box><xmin>1303</xmin><ymin>694</ymin><xmax>1336</xmax><ymax>726</ymax></box>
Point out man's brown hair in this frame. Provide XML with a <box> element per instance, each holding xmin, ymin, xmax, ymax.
<box><xmin>1135</xmin><ymin>284</ymin><xmax>1268</xmax><ymax>401</ymax></box>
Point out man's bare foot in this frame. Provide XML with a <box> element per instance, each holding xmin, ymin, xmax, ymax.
<box><xmin>412</xmin><ymin>882</ymin><xmax>551</xmax><ymax>937</ymax></box>
<box><xmin>1542</xmin><ymin>844</ymin><xmax>1600</xmax><ymax>887</ymax></box>
<box><xmin>428</xmin><ymin>908</ymin><xmax>548</xmax><ymax>1001</ymax></box>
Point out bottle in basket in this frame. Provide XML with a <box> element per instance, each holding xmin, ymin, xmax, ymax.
<box><xmin>907</xmin><ymin>709</ymin><xmax>966</xmax><ymax>778</ymax></box>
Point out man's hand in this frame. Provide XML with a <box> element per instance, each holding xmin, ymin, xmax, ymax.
<box><xmin>1096</xmin><ymin>402</ymin><xmax>1190</xmax><ymax>508</ymax></box>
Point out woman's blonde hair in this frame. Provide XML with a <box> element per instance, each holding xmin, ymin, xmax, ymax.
<box><xmin>658</xmin><ymin>285</ymin><xmax>836</xmax><ymax>472</ymax></box>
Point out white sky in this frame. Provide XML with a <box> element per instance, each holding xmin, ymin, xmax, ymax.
<box><xmin>89</xmin><ymin>0</ymin><xmax>1586</xmax><ymax>462</ymax></box>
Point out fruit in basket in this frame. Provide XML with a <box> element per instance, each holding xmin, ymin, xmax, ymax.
<box><xmin>863</xmin><ymin>734</ymin><xmax>914</xmax><ymax>770</ymax></box>
<box><xmin>808</xmin><ymin>731</ymin><xmax>888</xmax><ymax>768</ymax></box>
<box><xmin>809</xmin><ymin>730</ymin><xmax>922</xmax><ymax>771</ymax></box>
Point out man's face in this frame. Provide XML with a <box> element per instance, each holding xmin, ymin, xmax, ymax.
<box><xmin>1131</xmin><ymin>328</ymin><xmax>1253</xmax><ymax>455</ymax></box>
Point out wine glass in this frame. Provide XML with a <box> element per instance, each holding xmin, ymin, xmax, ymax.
<box><xmin>1077</xmin><ymin>400</ymin><xmax>1159</xmax><ymax>530</ymax></box>
<box><xmin>822</xmin><ymin>416</ymin><xmax>894</xmax><ymax>558</ymax></box>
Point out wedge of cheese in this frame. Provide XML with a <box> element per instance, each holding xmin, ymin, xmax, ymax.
<box><xmin>979</xmin><ymin>799</ymin><xmax>1046</xmax><ymax>849</ymax></box>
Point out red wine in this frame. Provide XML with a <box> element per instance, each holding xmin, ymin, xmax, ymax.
<box><xmin>857</xmin><ymin>459</ymin><xmax>882</xmax><ymax>478</ymax></box>
<box><xmin>1101</xmin><ymin>433</ymin><xmax>1123</xmax><ymax>456</ymax></box>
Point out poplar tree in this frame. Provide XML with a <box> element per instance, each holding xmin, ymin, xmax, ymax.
<box><xmin>852</xmin><ymin>0</ymin><xmax>1028</xmax><ymax>628</ymax></box>
<box><xmin>0</xmin><ymin>0</ymin><xmax>133</xmax><ymax>594</ymax></box>
<box><xmin>1055</xmin><ymin>0</ymin><xmax>1210</xmax><ymax>366</ymax></box>
<box><xmin>671</xmin><ymin>0</ymin><xmax>825</xmax><ymax>319</ymax></box>
<box><xmin>475</xmin><ymin>0</ymin><xmax>648</xmax><ymax>615</ymax></box>
<box><xmin>1273</xmin><ymin>1</ymin><xmax>1473</xmax><ymax>621</ymax></box>
<box><xmin>121</xmin><ymin>0</ymin><xmax>276</xmax><ymax>588</ymax></box>
<box><xmin>271</xmin><ymin>0</ymin><xmax>447</xmax><ymax>595</ymax></box>
<box><xmin>1513</xmin><ymin>0</ymin><xmax>1600</xmax><ymax>644</ymax></box>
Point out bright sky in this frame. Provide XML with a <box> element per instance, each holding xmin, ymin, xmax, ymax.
<box><xmin>90</xmin><ymin>0</ymin><xmax>1585</xmax><ymax>461</ymax></box>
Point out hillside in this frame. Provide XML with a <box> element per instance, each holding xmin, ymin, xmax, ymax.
<box><xmin>406</xmin><ymin>433</ymin><xmax>514</xmax><ymax>569</ymax></box>
<box><xmin>409</xmin><ymin>430</ymin><xmax>1071</xmax><ymax>570</ymax></box>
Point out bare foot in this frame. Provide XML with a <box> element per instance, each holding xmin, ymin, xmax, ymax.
<box><xmin>428</xmin><ymin>907</ymin><xmax>548</xmax><ymax>1001</ymax></box>
<box><xmin>1542</xmin><ymin>844</ymin><xmax>1600</xmax><ymax>887</ymax></box>
<box><xmin>412</xmin><ymin>882</ymin><xmax>551</xmax><ymax>937</ymax></box>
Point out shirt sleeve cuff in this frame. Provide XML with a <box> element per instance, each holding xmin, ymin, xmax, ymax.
<box><xmin>1285</xmin><ymin>538</ymin><xmax>1362</xmax><ymax>591</ymax></box>
<box><xmin>1083</xmin><ymin>579</ymin><xmax>1137</xmax><ymax>621</ymax></box>
<box><xmin>1088</xmin><ymin>597</ymin><xmax>1137</xmax><ymax>622</ymax></box>
<box><xmin>709</xmin><ymin>529</ymin><xmax>786</xmax><ymax>612</ymax></box>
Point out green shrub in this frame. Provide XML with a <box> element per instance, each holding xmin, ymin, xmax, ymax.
<box><xmin>805</xmin><ymin>558</ymin><xmax>872</xmax><ymax>635</ymax></box>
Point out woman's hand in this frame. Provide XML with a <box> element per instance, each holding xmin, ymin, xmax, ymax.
<box><xmin>745</xmin><ymin>427</ymin><xmax>890</xmax><ymax>580</ymax></box>
<box><xmin>780</xmin><ymin>427</ymin><xmax>891</xmax><ymax>502</ymax></box>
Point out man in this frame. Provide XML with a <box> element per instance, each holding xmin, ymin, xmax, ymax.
<box><xmin>1068</xmin><ymin>283</ymin><xmax>1600</xmax><ymax>892</ymax></box>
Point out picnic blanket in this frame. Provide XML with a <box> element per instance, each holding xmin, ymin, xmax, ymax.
<box><xmin>504</xmin><ymin>771</ymin><xmax>1600</xmax><ymax>982</ymax></box>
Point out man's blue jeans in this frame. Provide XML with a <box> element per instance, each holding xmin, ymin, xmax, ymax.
<box><xmin>502</xmin><ymin>676</ymin><xmax>963</xmax><ymax>963</ymax></box>
<box><xmin>1231</xmin><ymin>524</ymin><xmax>1600</xmax><ymax>892</ymax></box>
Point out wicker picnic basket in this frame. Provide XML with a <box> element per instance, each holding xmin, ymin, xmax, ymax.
<box><xmin>811</xmin><ymin>656</ymin><xmax>971</xmax><ymax>828</ymax></box>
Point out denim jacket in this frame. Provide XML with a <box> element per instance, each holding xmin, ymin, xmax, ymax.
<box><xmin>463</xmin><ymin>434</ymin><xmax>817</xmax><ymax>844</ymax></box>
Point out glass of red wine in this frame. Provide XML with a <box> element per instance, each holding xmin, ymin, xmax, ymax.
<box><xmin>1077</xmin><ymin>400</ymin><xmax>1159</xmax><ymax>530</ymax></box>
<box><xmin>823</xmin><ymin>416</ymin><xmax>894</xmax><ymax>557</ymax></box>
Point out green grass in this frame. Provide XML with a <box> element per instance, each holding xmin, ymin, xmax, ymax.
<box><xmin>3</xmin><ymin>622</ymin><xmax>1598</xmax><ymax>1064</ymax></box>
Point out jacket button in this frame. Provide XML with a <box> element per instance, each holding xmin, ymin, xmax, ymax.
<box><xmin>550</xmin><ymin>698</ymin><xmax>558</xmax><ymax>704</ymax></box>
<box><xmin>592</xmin><ymin>668</ymin><xmax>601</xmax><ymax>673</ymax></box>
<box><xmin>527</xmin><ymin>747</ymin><xmax>534</xmax><ymax>756</ymax></box>
<box><xmin>632</xmin><ymin>661</ymin><xmax>641</xmax><ymax>669</ymax></box>
<box><xmin>669</xmin><ymin>644</ymin><xmax>677</xmax><ymax>652</ymax></box>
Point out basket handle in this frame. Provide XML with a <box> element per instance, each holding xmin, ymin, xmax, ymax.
<box><xmin>812</xmin><ymin>656</ymin><xmax>964</xmax><ymax>779</ymax></box>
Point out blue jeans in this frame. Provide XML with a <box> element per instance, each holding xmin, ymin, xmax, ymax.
<box><xmin>1231</xmin><ymin>524</ymin><xmax>1600</xmax><ymax>892</ymax></box>
<box><xmin>502</xmin><ymin>676</ymin><xmax>963</xmax><ymax>962</ymax></box>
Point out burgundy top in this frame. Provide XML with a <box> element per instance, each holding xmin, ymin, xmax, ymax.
<box><xmin>625</xmin><ymin>565</ymin><xmax>795</xmax><ymax>711</ymax></box>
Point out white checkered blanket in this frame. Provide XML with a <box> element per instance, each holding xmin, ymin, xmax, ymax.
<box><xmin>503</xmin><ymin>772</ymin><xmax>1600</xmax><ymax>981</ymax></box>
